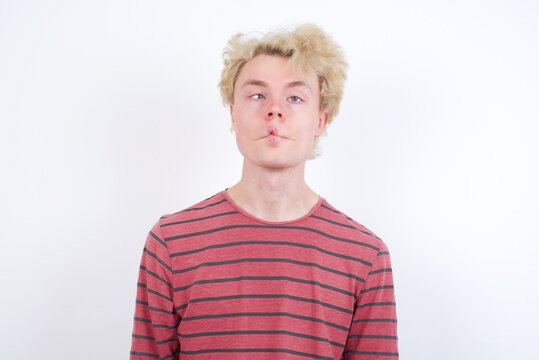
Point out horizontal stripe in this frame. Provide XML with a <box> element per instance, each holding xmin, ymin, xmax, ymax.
<box><xmin>173</xmin><ymin>276</ymin><xmax>356</xmax><ymax>298</ymax></box>
<box><xmin>149</xmin><ymin>306</ymin><xmax>174</xmax><ymax>315</ymax></box>
<box><xmin>358</xmin><ymin>229</ymin><xmax>379</xmax><ymax>240</ymax></box>
<box><xmin>153</xmin><ymin>324</ymin><xmax>177</xmax><ymax>329</ymax></box>
<box><xmin>357</xmin><ymin>302</ymin><xmax>396</xmax><ymax>309</ymax></box>
<box><xmin>172</xmin><ymin>258</ymin><xmax>365</xmax><ymax>282</ymax></box>
<box><xmin>311</xmin><ymin>214</ymin><xmax>358</xmax><ymax>229</ymax></box>
<box><xmin>132</xmin><ymin>333</ymin><xmax>177</xmax><ymax>345</ymax></box>
<box><xmin>312</xmin><ymin>214</ymin><xmax>380</xmax><ymax>240</ymax></box>
<box><xmin>131</xmin><ymin>333</ymin><xmax>177</xmax><ymax>347</ymax></box>
<box><xmin>360</xmin><ymin>285</ymin><xmax>394</xmax><ymax>294</ymax></box>
<box><xmin>320</xmin><ymin>205</ymin><xmax>380</xmax><ymax>240</ymax></box>
<box><xmin>137</xmin><ymin>283</ymin><xmax>173</xmax><ymax>302</ymax></box>
<box><xmin>178</xmin><ymin>330</ymin><xmax>345</xmax><ymax>348</ymax></box>
<box><xmin>143</xmin><ymin>248</ymin><xmax>172</xmax><ymax>273</ymax></box>
<box><xmin>182</xmin><ymin>312</ymin><xmax>348</xmax><ymax>331</ymax></box>
<box><xmin>348</xmin><ymin>335</ymin><xmax>398</xmax><ymax>340</ymax></box>
<box><xmin>130</xmin><ymin>351</ymin><xmax>159</xmax><ymax>358</ymax></box>
<box><xmin>179</xmin><ymin>198</ymin><xmax>227</xmax><ymax>213</ymax></box>
<box><xmin>179</xmin><ymin>347</ymin><xmax>333</xmax><ymax>360</ymax></box>
<box><xmin>157</xmin><ymin>338</ymin><xmax>178</xmax><ymax>345</ymax></box>
<box><xmin>170</xmin><ymin>240</ymin><xmax>371</xmax><ymax>266</ymax></box>
<box><xmin>377</xmin><ymin>251</ymin><xmax>390</xmax><ymax>256</ymax></box>
<box><xmin>161</xmin><ymin>211</ymin><xmax>239</xmax><ymax>227</ymax></box>
<box><xmin>137</xmin><ymin>300</ymin><xmax>174</xmax><ymax>315</ymax></box>
<box><xmin>164</xmin><ymin>224</ymin><xmax>379</xmax><ymax>252</ymax></box>
<box><xmin>134</xmin><ymin>317</ymin><xmax>151</xmax><ymax>323</ymax></box>
<box><xmin>344</xmin><ymin>350</ymin><xmax>399</xmax><ymax>357</ymax></box>
<box><xmin>176</xmin><ymin>294</ymin><xmax>353</xmax><ymax>314</ymax></box>
<box><xmin>369</xmin><ymin>268</ymin><xmax>392</xmax><ymax>275</ymax></box>
<box><xmin>321</xmin><ymin>204</ymin><xmax>341</xmax><ymax>214</ymax></box>
<box><xmin>132</xmin><ymin>334</ymin><xmax>155</xmax><ymax>341</ymax></box>
<box><xmin>161</xmin><ymin>349</ymin><xmax>180</xmax><ymax>360</ymax></box>
<box><xmin>140</xmin><ymin>265</ymin><xmax>172</xmax><ymax>288</ymax></box>
<box><xmin>149</xmin><ymin>231</ymin><xmax>167</xmax><ymax>249</ymax></box>
<box><xmin>160</xmin><ymin>198</ymin><xmax>227</xmax><ymax>219</ymax></box>
<box><xmin>148</xmin><ymin>287</ymin><xmax>172</xmax><ymax>302</ymax></box>
<box><xmin>352</xmin><ymin>318</ymin><xmax>397</xmax><ymax>323</ymax></box>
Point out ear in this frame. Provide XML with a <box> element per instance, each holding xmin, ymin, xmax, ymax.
<box><xmin>230</xmin><ymin>105</ymin><xmax>235</xmax><ymax>130</ymax></box>
<box><xmin>314</xmin><ymin>111</ymin><xmax>328</xmax><ymax>137</ymax></box>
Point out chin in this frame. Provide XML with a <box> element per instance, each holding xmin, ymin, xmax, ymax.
<box><xmin>254</xmin><ymin>156</ymin><xmax>307</xmax><ymax>170</ymax></box>
<box><xmin>240</xmin><ymin>146</ymin><xmax>310</xmax><ymax>170</ymax></box>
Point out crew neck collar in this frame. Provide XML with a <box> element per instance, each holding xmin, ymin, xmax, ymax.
<box><xmin>221</xmin><ymin>188</ymin><xmax>324</xmax><ymax>225</ymax></box>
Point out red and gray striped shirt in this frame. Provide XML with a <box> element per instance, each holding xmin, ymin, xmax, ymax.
<box><xmin>130</xmin><ymin>189</ymin><xmax>398</xmax><ymax>360</ymax></box>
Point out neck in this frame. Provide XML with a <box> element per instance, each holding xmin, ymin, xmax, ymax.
<box><xmin>226</xmin><ymin>159</ymin><xmax>319</xmax><ymax>222</ymax></box>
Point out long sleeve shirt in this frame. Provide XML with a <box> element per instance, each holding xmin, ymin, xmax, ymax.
<box><xmin>130</xmin><ymin>189</ymin><xmax>399</xmax><ymax>360</ymax></box>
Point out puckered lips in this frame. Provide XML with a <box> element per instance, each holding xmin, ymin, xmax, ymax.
<box><xmin>255</xmin><ymin>125</ymin><xmax>293</xmax><ymax>143</ymax></box>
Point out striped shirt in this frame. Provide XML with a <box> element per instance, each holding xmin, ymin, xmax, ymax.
<box><xmin>130</xmin><ymin>189</ymin><xmax>398</xmax><ymax>360</ymax></box>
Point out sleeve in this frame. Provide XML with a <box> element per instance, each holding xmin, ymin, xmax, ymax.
<box><xmin>343</xmin><ymin>242</ymin><xmax>399</xmax><ymax>359</ymax></box>
<box><xmin>130</xmin><ymin>220</ymin><xmax>181</xmax><ymax>360</ymax></box>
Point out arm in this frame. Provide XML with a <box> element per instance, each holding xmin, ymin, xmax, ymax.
<box><xmin>130</xmin><ymin>220</ymin><xmax>180</xmax><ymax>359</ymax></box>
<box><xmin>343</xmin><ymin>243</ymin><xmax>399</xmax><ymax>359</ymax></box>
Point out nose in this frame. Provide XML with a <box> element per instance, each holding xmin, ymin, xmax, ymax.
<box><xmin>265</xmin><ymin>99</ymin><xmax>284</xmax><ymax>121</ymax></box>
<box><xmin>267</xmin><ymin>111</ymin><xmax>283</xmax><ymax>119</ymax></box>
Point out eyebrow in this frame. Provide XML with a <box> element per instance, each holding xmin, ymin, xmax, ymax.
<box><xmin>241</xmin><ymin>79</ymin><xmax>311</xmax><ymax>90</ymax></box>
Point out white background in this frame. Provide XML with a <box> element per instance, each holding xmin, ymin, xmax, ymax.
<box><xmin>1</xmin><ymin>1</ymin><xmax>538</xmax><ymax>359</ymax></box>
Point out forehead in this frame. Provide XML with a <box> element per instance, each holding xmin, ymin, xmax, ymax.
<box><xmin>235</xmin><ymin>55</ymin><xmax>318</xmax><ymax>89</ymax></box>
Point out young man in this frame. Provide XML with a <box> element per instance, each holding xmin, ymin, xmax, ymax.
<box><xmin>130</xmin><ymin>24</ymin><xmax>398</xmax><ymax>360</ymax></box>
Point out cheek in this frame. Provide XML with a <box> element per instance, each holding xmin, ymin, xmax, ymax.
<box><xmin>232</xmin><ymin>102</ymin><xmax>263</xmax><ymax>126</ymax></box>
<box><xmin>232</xmin><ymin>116</ymin><xmax>255</xmax><ymax>146</ymax></box>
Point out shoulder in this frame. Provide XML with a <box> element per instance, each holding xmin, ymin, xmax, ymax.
<box><xmin>317</xmin><ymin>197</ymin><xmax>388</xmax><ymax>254</ymax></box>
<box><xmin>152</xmin><ymin>190</ymin><xmax>230</xmax><ymax>239</ymax></box>
<box><xmin>159</xmin><ymin>190</ymin><xmax>225</xmax><ymax>221</ymax></box>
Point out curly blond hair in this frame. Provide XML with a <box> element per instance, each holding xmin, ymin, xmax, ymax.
<box><xmin>219</xmin><ymin>24</ymin><xmax>347</xmax><ymax>159</ymax></box>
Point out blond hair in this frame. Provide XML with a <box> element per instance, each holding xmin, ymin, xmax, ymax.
<box><xmin>219</xmin><ymin>24</ymin><xmax>347</xmax><ymax>159</ymax></box>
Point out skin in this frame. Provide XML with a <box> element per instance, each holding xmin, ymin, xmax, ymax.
<box><xmin>226</xmin><ymin>54</ymin><xmax>328</xmax><ymax>222</ymax></box>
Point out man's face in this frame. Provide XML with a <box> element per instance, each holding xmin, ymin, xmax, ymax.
<box><xmin>231</xmin><ymin>54</ymin><xmax>328</xmax><ymax>171</ymax></box>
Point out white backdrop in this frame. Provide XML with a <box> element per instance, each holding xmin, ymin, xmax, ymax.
<box><xmin>1</xmin><ymin>1</ymin><xmax>538</xmax><ymax>359</ymax></box>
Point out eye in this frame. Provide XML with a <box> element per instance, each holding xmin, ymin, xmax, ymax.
<box><xmin>289</xmin><ymin>96</ymin><xmax>302</xmax><ymax>103</ymax></box>
<box><xmin>250</xmin><ymin>94</ymin><xmax>264</xmax><ymax>100</ymax></box>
